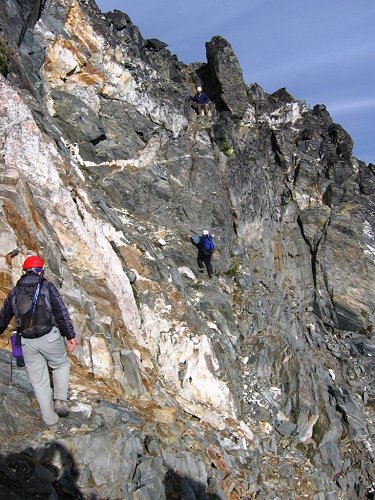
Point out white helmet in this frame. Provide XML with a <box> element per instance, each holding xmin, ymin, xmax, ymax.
<box><xmin>197</xmin><ymin>86</ymin><xmax>202</xmax><ymax>92</ymax></box>
<box><xmin>202</xmin><ymin>230</ymin><xmax>209</xmax><ymax>235</ymax></box>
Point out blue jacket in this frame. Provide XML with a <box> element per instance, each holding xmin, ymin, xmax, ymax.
<box><xmin>191</xmin><ymin>91</ymin><xmax>209</xmax><ymax>105</ymax></box>
<box><xmin>0</xmin><ymin>273</ymin><xmax>76</xmax><ymax>339</ymax></box>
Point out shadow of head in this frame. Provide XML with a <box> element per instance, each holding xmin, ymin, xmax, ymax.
<box><xmin>0</xmin><ymin>441</ymin><xmax>83</xmax><ymax>499</ymax></box>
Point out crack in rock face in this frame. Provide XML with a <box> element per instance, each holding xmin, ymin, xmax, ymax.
<box><xmin>0</xmin><ymin>0</ymin><xmax>374</xmax><ymax>498</ymax></box>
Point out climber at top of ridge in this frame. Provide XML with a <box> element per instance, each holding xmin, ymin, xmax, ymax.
<box><xmin>190</xmin><ymin>86</ymin><xmax>210</xmax><ymax>116</ymax></box>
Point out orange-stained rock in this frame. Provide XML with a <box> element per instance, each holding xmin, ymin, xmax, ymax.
<box><xmin>152</xmin><ymin>407</ymin><xmax>176</xmax><ymax>426</ymax></box>
<box><xmin>118</xmin><ymin>244</ymin><xmax>151</xmax><ymax>277</ymax></box>
<box><xmin>2</xmin><ymin>199</ymin><xmax>39</xmax><ymax>251</ymax></box>
<box><xmin>65</xmin><ymin>0</ymin><xmax>102</xmax><ymax>55</ymax></box>
<box><xmin>0</xmin><ymin>270</ymin><xmax>12</xmax><ymax>298</ymax></box>
<box><xmin>43</xmin><ymin>38</ymin><xmax>104</xmax><ymax>90</ymax></box>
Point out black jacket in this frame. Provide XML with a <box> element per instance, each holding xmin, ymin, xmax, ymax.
<box><xmin>0</xmin><ymin>273</ymin><xmax>76</xmax><ymax>340</ymax></box>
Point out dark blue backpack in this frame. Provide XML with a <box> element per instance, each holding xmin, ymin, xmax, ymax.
<box><xmin>201</xmin><ymin>235</ymin><xmax>214</xmax><ymax>252</ymax></box>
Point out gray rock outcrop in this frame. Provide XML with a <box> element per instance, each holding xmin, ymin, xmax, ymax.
<box><xmin>0</xmin><ymin>0</ymin><xmax>374</xmax><ymax>498</ymax></box>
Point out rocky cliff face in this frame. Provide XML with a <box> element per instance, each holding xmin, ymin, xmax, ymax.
<box><xmin>0</xmin><ymin>0</ymin><xmax>374</xmax><ymax>498</ymax></box>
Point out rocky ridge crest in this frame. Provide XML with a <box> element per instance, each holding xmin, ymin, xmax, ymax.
<box><xmin>0</xmin><ymin>0</ymin><xmax>374</xmax><ymax>498</ymax></box>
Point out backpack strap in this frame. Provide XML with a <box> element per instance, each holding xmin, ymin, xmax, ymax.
<box><xmin>31</xmin><ymin>274</ymin><xmax>44</xmax><ymax>316</ymax></box>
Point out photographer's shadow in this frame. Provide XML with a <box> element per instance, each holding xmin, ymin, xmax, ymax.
<box><xmin>0</xmin><ymin>441</ymin><xmax>84</xmax><ymax>499</ymax></box>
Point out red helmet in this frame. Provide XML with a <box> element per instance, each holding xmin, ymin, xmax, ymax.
<box><xmin>23</xmin><ymin>256</ymin><xmax>45</xmax><ymax>271</ymax></box>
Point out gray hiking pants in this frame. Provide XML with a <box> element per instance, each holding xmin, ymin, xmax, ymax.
<box><xmin>21</xmin><ymin>326</ymin><xmax>70</xmax><ymax>425</ymax></box>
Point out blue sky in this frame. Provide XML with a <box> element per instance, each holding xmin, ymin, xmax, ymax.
<box><xmin>96</xmin><ymin>0</ymin><xmax>374</xmax><ymax>164</ymax></box>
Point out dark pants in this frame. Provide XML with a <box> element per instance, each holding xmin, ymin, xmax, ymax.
<box><xmin>197</xmin><ymin>250</ymin><xmax>213</xmax><ymax>277</ymax></box>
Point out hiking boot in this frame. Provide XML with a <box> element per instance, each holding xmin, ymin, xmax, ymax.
<box><xmin>198</xmin><ymin>268</ymin><xmax>205</xmax><ymax>273</ymax></box>
<box><xmin>46</xmin><ymin>420</ymin><xmax>66</xmax><ymax>433</ymax></box>
<box><xmin>54</xmin><ymin>400</ymin><xmax>69</xmax><ymax>418</ymax></box>
<box><xmin>44</xmin><ymin>412</ymin><xmax>59</xmax><ymax>427</ymax></box>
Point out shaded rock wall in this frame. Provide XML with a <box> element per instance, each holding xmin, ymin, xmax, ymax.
<box><xmin>0</xmin><ymin>0</ymin><xmax>374</xmax><ymax>498</ymax></box>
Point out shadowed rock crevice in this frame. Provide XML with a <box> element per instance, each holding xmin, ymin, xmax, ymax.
<box><xmin>164</xmin><ymin>469</ymin><xmax>222</xmax><ymax>499</ymax></box>
<box><xmin>0</xmin><ymin>0</ymin><xmax>374</xmax><ymax>498</ymax></box>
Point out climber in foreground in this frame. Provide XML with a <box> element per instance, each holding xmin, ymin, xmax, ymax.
<box><xmin>190</xmin><ymin>86</ymin><xmax>210</xmax><ymax>116</ymax></box>
<box><xmin>0</xmin><ymin>256</ymin><xmax>77</xmax><ymax>426</ymax></box>
<box><xmin>190</xmin><ymin>230</ymin><xmax>215</xmax><ymax>278</ymax></box>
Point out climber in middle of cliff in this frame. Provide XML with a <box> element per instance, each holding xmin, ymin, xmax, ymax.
<box><xmin>190</xmin><ymin>230</ymin><xmax>215</xmax><ymax>278</ymax></box>
<box><xmin>190</xmin><ymin>86</ymin><xmax>210</xmax><ymax>116</ymax></box>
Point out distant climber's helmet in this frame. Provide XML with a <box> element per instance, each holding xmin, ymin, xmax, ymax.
<box><xmin>202</xmin><ymin>230</ymin><xmax>209</xmax><ymax>235</ymax></box>
<box><xmin>197</xmin><ymin>86</ymin><xmax>202</xmax><ymax>92</ymax></box>
<box><xmin>23</xmin><ymin>256</ymin><xmax>45</xmax><ymax>271</ymax></box>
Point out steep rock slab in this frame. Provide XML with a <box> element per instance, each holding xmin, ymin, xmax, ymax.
<box><xmin>0</xmin><ymin>0</ymin><xmax>374</xmax><ymax>497</ymax></box>
<box><xmin>0</xmin><ymin>77</ymin><xmax>143</xmax><ymax>386</ymax></box>
<box><xmin>36</xmin><ymin>0</ymin><xmax>188</xmax><ymax>144</ymax></box>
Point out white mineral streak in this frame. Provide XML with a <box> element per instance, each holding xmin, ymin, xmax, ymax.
<box><xmin>141</xmin><ymin>300</ymin><xmax>237</xmax><ymax>420</ymax></box>
<box><xmin>363</xmin><ymin>220</ymin><xmax>375</xmax><ymax>260</ymax></box>
<box><xmin>38</xmin><ymin>0</ymin><xmax>188</xmax><ymax>137</ymax></box>
<box><xmin>178</xmin><ymin>334</ymin><xmax>237</xmax><ymax>421</ymax></box>
<box><xmin>240</xmin><ymin>105</ymin><xmax>256</xmax><ymax>127</ymax></box>
<box><xmin>0</xmin><ymin>79</ymin><xmax>141</xmax><ymax>341</ymax></box>
<box><xmin>352</xmin><ymin>158</ymin><xmax>359</xmax><ymax>174</ymax></box>
<box><xmin>89</xmin><ymin>335</ymin><xmax>114</xmax><ymax>378</ymax></box>
<box><xmin>139</xmin><ymin>303</ymin><xmax>172</xmax><ymax>350</ymax></box>
<box><xmin>239</xmin><ymin>421</ymin><xmax>254</xmax><ymax>440</ymax></box>
<box><xmin>178</xmin><ymin>267</ymin><xmax>197</xmax><ymax>282</ymax></box>
<box><xmin>293</xmin><ymin>190</ymin><xmax>320</xmax><ymax>210</ymax></box>
<box><xmin>70</xmin><ymin>402</ymin><xmax>92</xmax><ymax>417</ymax></box>
<box><xmin>195</xmin><ymin>129</ymin><xmax>212</xmax><ymax>146</ymax></box>
<box><xmin>206</xmin><ymin>321</ymin><xmax>219</xmax><ymax>331</ymax></box>
<box><xmin>298</xmin><ymin>414</ymin><xmax>319</xmax><ymax>443</ymax></box>
<box><xmin>62</xmin><ymin>134</ymin><xmax>161</xmax><ymax>171</ymax></box>
<box><xmin>128</xmin><ymin>92</ymin><xmax>188</xmax><ymax>138</ymax></box>
<box><xmin>269</xmin><ymin>386</ymin><xmax>282</xmax><ymax>397</ymax></box>
<box><xmin>260</xmin><ymin>101</ymin><xmax>309</xmax><ymax>130</ymax></box>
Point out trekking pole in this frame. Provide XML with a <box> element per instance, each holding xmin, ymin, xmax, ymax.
<box><xmin>8</xmin><ymin>336</ymin><xmax>14</xmax><ymax>384</ymax></box>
